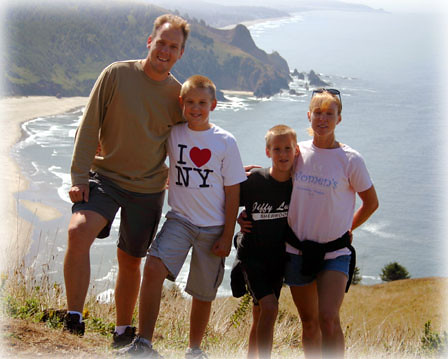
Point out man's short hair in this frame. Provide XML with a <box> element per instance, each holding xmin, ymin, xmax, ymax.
<box><xmin>152</xmin><ymin>14</ymin><xmax>190</xmax><ymax>48</ymax></box>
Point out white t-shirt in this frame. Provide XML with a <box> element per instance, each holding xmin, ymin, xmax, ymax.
<box><xmin>287</xmin><ymin>140</ymin><xmax>373</xmax><ymax>259</ymax></box>
<box><xmin>167</xmin><ymin>123</ymin><xmax>246</xmax><ymax>227</ymax></box>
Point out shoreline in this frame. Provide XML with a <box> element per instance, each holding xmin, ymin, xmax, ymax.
<box><xmin>218</xmin><ymin>14</ymin><xmax>293</xmax><ymax>30</ymax></box>
<box><xmin>0</xmin><ymin>96</ymin><xmax>88</xmax><ymax>272</ymax></box>
<box><xmin>221</xmin><ymin>89</ymin><xmax>254</xmax><ymax>96</ymax></box>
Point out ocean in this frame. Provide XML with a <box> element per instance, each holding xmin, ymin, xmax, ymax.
<box><xmin>12</xmin><ymin>10</ymin><xmax>447</xmax><ymax>300</ymax></box>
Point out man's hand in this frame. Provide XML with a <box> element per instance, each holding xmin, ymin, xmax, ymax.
<box><xmin>237</xmin><ymin>210</ymin><xmax>252</xmax><ymax>233</ymax></box>
<box><xmin>212</xmin><ymin>236</ymin><xmax>232</xmax><ymax>257</ymax></box>
<box><xmin>69</xmin><ymin>184</ymin><xmax>90</xmax><ymax>203</ymax></box>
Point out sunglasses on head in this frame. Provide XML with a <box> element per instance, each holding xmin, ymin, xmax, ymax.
<box><xmin>311</xmin><ymin>88</ymin><xmax>342</xmax><ymax>104</ymax></box>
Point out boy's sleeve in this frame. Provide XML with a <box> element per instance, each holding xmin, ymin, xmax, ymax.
<box><xmin>239</xmin><ymin>175</ymin><xmax>249</xmax><ymax>206</ymax></box>
<box><xmin>221</xmin><ymin>136</ymin><xmax>247</xmax><ymax>187</ymax></box>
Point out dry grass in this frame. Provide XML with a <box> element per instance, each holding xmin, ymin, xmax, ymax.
<box><xmin>1</xmin><ymin>255</ymin><xmax>447</xmax><ymax>358</ymax></box>
<box><xmin>341</xmin><ymin>278</ymin><xmax>448</xmax><ymax>357</ymax></box>
<box><xmin>0</xmin><ymin>317</ymin><xmax>112</xmax><ymax>358</ymax></box>
<box><xmin>277</xmin><ymin>278</ymin><xmax>448</xmax><ymax>358</ymax></box>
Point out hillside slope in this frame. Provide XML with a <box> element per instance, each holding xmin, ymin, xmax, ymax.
<box><xmin>3</xmin><ymin>2</ymin><xmax>290</xmax><ymax>98</ymax></box>
<box><xmin>1</xmin><ymin>277</ymin><xmax>446</xmax><ymax>358</ymax></box>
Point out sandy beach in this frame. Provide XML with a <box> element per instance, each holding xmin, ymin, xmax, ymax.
<box><xmin>0</xmin><ymin>96</ymin><xmax>88</xmax><ymax>272</ymax></box>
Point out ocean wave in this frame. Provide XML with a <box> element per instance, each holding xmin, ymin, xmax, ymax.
<box><xmin>95</xmin><ymin>266</ymin><xmax>117</xmax><ymax>283</ymax></box>
<box><xmin>360</xmin><ymin>222</ymin><xmax>397</xmax><ymax>239</ymax></box>
<box><xmin>92</xmin><ymin>240</ymin><xmax>116</xmax><ymax>247</ymax></box>
<box><xmin>30</xmin><ymin>161</ymin><xmax>40</xmax><ymax>176</ymax></box>
<box><xmin>96</xmin><ymin>288</ymin><xmax>114</xmax><ymax>304</ymax></box>
<box><xmin>248</xmin><ymin>14</ymin><xmax>304</xmax><ymax>38</ymax></box>
<box><xmin>49</xmin><ymin>166</ymin><xmax>72</xmax><ymax>203</ymax></box>
<box><xmin>68</xmin><ymin>129</ymin><xmax>77</xmax><ymax>138</ymax></box>
<box><xmin>217</xmin><ymin>95</ymin><xmax>254</xmax><ymax>112</ymax></box>
<box><xmin>362</xmin><ymin>275</ymin><xmax>381</xmax><ymax>281</ymax></box>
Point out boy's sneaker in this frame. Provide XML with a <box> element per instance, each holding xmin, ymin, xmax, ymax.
<box><xmin>63</xmin><ymin>313</ymin><xmax>85</xmax><ymax>336</ymax></box>
<box><xmin>112</xmin><ymin>326</ymin><xmax>136</xmax><ymax>348</ymax></box>
<box><xmin>119</xmin><ymin>336</ymin><xmax>163</xmax><ymax>358</ymax></box>
<box><xmin>185</xmin><ymin>347</ymin><xmax>209</xmax><ymax>359</ymax></box>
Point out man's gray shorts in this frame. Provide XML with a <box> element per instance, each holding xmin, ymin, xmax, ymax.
<box><xmin>72</xmin><ymin>172</ymin><xmax>165</xmax><ymax>258</ymax></box>
<box><xmin>149</xmin><ymin>211</ymin><xmax>225</xmax><ymax>302</ymax></box>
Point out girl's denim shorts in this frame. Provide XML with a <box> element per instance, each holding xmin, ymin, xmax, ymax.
<box><xmin>284</xmin><ymin>253</ymin><xmax>351</xmax><ymax>286</ymax></box>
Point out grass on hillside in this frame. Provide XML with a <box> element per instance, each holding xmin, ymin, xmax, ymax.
<box><xmin>1</xmin><ymin>248</ymin><xmax>447</xmax><ymax>358</ymax></box>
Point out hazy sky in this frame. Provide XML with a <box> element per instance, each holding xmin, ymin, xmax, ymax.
<box><xmin>2</xmin><ymin>0</ymin><xmax>447</xmax><ymax>15</ymax></box>
<box><xmin>203</xmin><ymin>0</ymin><xmax>446</xmax><ymax>14</ymax></box>
<box><xmin>343</xmin><ymin>0</ymin><xmax>445</xmax><ymax>13</ymax></box>
<box><xmin>3</xmin><ymin>0</ymin><xmax>447</xmax><ymax>13</ymax></box>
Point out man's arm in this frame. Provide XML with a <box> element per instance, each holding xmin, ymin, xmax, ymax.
<box><xmin>69</xmin><ymin>66</ymin><xmax>113</xmax><ymax>203</ymax></box>
<box><xmin>212</xmin><ymin>183</ymin><xmax>240</xmax><ymax>257</ymax></box>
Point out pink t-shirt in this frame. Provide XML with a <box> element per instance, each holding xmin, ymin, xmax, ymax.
<box><xmin>287</xmin><ymin>140</ymin><xmax>373</xmax><ymax>259</ymax></box>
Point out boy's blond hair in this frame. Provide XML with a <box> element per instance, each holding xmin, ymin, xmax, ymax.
<box><xmin>180</xmin><ymin>75</ymin><xmax>216</xmax><ymax>101</ymax></box>
<box><xmin>152</xmin><ymin>14</ymin><xmax>190</xmax><ymax>48</ymax></box>
<box><xmin>309</xmin><ymin>91</ymin><xmax>342</xmax><ymax>115</ymax></box>
<box><xmin>265</xmin><ymin>124</ymin><xmax>297</xmax><ymax>148</ymax></box>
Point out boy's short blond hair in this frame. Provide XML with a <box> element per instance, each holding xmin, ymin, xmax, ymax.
<box><xmin>152</xmin><ymin>14</ymin><xmax>190</xmax><ymax>48</ymax></box>
<box><xmin>309</xmin><ymin>91</ymin><xmax>342</xmax><ymax>115</ymax></box>
<box><xmin>265</xmin><ymin>124</ymin><xmax>297</xmax><ymax>148</ymax></box>
<box><xmin>180</xmin><ymin>75</ymin><xmax>216</xmax><ymax>101</ymax></box>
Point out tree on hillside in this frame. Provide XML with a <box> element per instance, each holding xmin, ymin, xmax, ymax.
<box><xmin>380</xmin><ymin>262</ymin><xmax>410</xmax><ymax>282</ymax></box>
<box><xmin>352</xmin><ymin>266</ymin><xmax>362</xmax><ymax>285</ymax></box>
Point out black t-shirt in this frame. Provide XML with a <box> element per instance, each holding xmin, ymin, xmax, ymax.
<box><xmin>237</xmin><ymin>167</ymin><xmax>292</xmax><ymax>262</ymax></box>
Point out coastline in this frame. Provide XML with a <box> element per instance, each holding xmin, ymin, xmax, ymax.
<box><xmin>221</xmin><ymin>89</ymin><xmax>254</xmax><ymax>96</ymax></box>
<box><xmin>0</xmin><ymin>96</ymin><xmax>88</xmax><ymax>272</ymax></box>
<box><xmin>218</xmin><ymin>14</ymin><xmax>293</xmax><ymax>30</ymax></box>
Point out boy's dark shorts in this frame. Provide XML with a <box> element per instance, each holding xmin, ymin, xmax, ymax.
<box><xmin>240</xmin><ymin>256</ymin><xmax>284</xmax><ymax>305</ymax></box>
<box><xmin>72</xmin><ymin>172</ymin><xmax>165</xmax><ymax>258</ymax></box>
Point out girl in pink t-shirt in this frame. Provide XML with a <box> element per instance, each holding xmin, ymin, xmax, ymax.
<box><xmin>284</xmin><ymin>89</ymin><xmax>379</xmax><ymax>359</ymax></box>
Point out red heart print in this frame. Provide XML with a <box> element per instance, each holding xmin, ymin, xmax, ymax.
<box><xmin>190</xmin><ymin>147</ymin><xmax>211</xmax><ymax>167</ymax></box>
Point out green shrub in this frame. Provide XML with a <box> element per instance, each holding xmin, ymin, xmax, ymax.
<box><xmin>352</xmin><ymin>266</ymin><xmax>362</xmax><ymax>285</ymax></box>
<box><xmin>230</xmin><ymin>292</ymin><xmax>251</xmax><ymax>328</ymax></box>
<box><xmin>87</xmin><ymin>316</ymin><xmax>115</xmax><ymax>336</ymax></box>
<box><xmin>421</xmin><ymin>320</ymin><xmax>448</xmax><ymax>355</ymax></box>
<box><xmin>4</xmin><ymin>296</ymin><xmax>41</xmax><ymax>320</ymax></box>
<box><xmin>380</xmin><ymin>262</ymin><xmax>410</xmax><ymax>282</ymax></box>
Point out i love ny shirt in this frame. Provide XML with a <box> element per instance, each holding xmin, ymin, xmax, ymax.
<box><xmin>166</xmin><ymin>123</ymin><xmax>246</xmax><ymax>226</ymax></box>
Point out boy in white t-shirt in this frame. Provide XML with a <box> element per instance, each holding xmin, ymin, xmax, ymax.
<box><xmin>123</xmin><ymin>75</ymin><xmax>246</xmax><ymax>358</ymax></box>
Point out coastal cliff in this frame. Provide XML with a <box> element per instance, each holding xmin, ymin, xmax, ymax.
<box><xmin>4</xmin><ymin>2</ymin><xmax>290</xmax><ymax>98</ymax></box>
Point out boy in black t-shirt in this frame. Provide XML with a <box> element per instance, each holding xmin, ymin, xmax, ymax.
<box><xmin>232</xmin><ymin>125</ymin><xmax>299</xmax><ymax>359</ymax></box>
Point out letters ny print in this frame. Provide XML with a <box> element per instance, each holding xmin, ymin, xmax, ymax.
<box><xmin>175</xmin><ymin>144</ymin><xmax>214</xmax><ymax>188</ymax></box>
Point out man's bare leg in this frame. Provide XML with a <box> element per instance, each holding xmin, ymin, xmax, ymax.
<box><xmin>115</xmin><ymin>248</ymin><xmax>142</xmax><ymax>326</ymax></box>
<box><xmin>137</xmin><ymin>256</ymin><xmax>169</xmax><ymax>341</ymax></box>
<box><xmin>64</xmin><ymin>210</ymin><xmax>107</xmax><ymax>312</ymax></box>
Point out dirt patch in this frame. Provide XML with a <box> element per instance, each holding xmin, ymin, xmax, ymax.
<box><xmin>0</xmin><ymin>318</ymin><xmax>114</xmax><ymax>358</ymax></box>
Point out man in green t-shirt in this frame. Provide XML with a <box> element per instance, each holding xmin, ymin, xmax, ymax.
<box><xmin>62</xmin><ymin>14</ymin><xmax>190</xmax><ymax>348</ymax></box>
